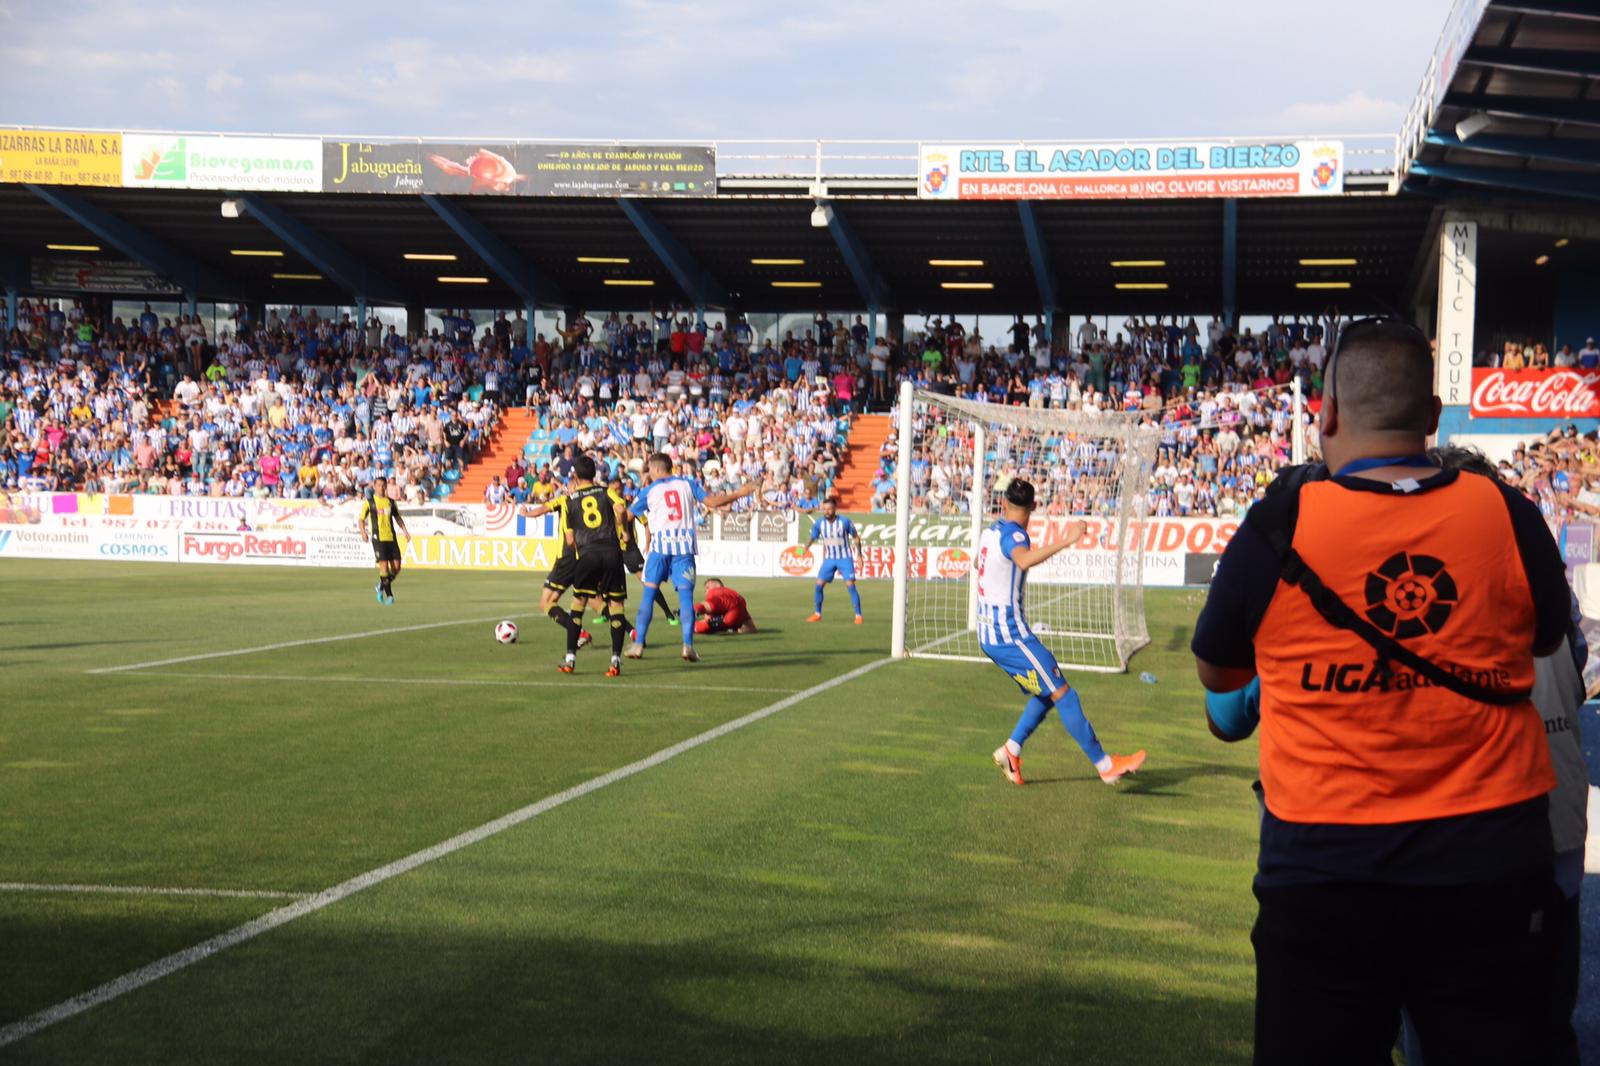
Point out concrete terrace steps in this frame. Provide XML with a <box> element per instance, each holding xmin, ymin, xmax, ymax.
<box><xmin>448</xmin><ymin>408</ymin><xmax>543</xmax><ymax>501</ymax></box>
<box><xmin>831</xmin><ymin>414</ymin><xmax>892</xmax><ymax>511</ymax></box>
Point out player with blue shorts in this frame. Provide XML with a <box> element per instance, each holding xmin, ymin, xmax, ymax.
<box><xmin>625</xmin><ymin>452</ymin><xmax>756</xmax><ymax>663</ymax></box>
<box><xmin>805</xmin><ymin>499</ymin><xmax>864</xmax><ymax>625</ymax></box>
<box><xmin>978</xmin><ymin>478</ymin><xmax>1146</xmax><ymax>786</ymax></box>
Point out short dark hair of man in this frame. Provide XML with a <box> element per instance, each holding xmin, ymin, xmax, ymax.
<box><xmin>1328</xmin><ymin>319</ymin><xmax>1435</xmax><ymax>433</ymax></box>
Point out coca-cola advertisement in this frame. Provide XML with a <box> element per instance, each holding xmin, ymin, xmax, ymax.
<box><xmin>1470</xmin><ymin>369</ymin><xmax>1600</xmax><ymax>419</ymax></box>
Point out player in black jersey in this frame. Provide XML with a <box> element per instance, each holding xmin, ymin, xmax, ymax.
<box><xmin>610</xmin><ymin>474</ymin><xmax>675</xmax><ymax>629</ymax></box>
<box><xmin>558</xmin><ymin>455</ymin><xmax>631</xmax><ymax>675</ymax></box>
<box><xmin>520</xmin><ymin>485</ymin><xmax>593</xmax><ymax>651</ymax></box>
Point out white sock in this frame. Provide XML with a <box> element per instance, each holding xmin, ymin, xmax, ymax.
<box><xmin>1005</xmin><ymin>739</ymin><xmax>1023</xmax><ymax>757</ymax></box>
<box><xmin>1094</xmin><ymin>755</ymin><xmax>1113</xmax><ymax>773</ymax></box>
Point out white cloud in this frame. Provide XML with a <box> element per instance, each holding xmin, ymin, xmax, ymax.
<box><xmin>205</xmin><ymin>71</ymin><xmax>244</xmax><ymax>94</ymax></box>
<box><xmin>1260</xmin><ymin>91</ymin><xmax>1408</xmax><ymax>134</ymax></box>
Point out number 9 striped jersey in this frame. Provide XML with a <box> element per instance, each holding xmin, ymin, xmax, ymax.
<box><xmin>628</xmin><ymin>476</ymin><xmax>707</xmax><ymax>556</ymax></box>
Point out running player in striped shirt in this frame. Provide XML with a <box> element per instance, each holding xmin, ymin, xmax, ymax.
<box><xmin>805</xmin><ymin>499</ymin><xmax>864</xmax><ymax>624</ymax></box>
<box><xmin>625</xmin><ymin>453</ymin><xmax>756</xmax><ymax>662</ymax></box>
<box><xmin>978</xmin><ymin>478</ymin><xmax>1145</xmax><ymax>786</ymax></box>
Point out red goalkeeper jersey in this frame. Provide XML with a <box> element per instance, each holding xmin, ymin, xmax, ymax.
<box><xmin>700</xmin><ymin>585</ymin><xmax>746</xmax><ymax>616</ymax></box>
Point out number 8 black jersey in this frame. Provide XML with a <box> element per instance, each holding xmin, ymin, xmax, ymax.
<box><xmin>562</xmin><ymin>484</ymin><xmax>628</xmax><ymax>554</ymax></box>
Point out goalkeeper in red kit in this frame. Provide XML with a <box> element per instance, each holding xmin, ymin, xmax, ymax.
<box><xmin>694</xmin><ymin>578</ymin><xmax>758</xmax><ymax>635</ymax></box>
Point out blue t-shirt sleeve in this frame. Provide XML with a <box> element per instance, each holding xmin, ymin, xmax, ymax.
<box><xmin>628</xmin><ymin>492</ymin><xmax>648</xmax><ymax>517</ymax></box>
<box><xmin>688</xmin><ymin>479</ymin><xmax>707</xmax><ymax>503</ymax></box>
<box><xmin>841</xmin><ymin>518</ymin><xmax>857</xmax><ymax>538</ymax></box>
<box><xmin>998</xmin><ymin>527</ymin><xmax>1029</xmax><ymax>560</ymax></box>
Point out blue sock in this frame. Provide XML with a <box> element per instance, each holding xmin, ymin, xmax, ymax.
<box><xmin>814</xmin><ymin>583</ymin><xmax>824</xmax><ymax>614</ymax></box>
<box><xmin>677</xmin><ymin>587</ymin><xmax>696</xmax><ymax>645</ymax></box>
<box><xmin>1010</xmin><ymin>695</ymin><xmax>1053</xmax><ymax>747</ymax></box>
<box><xmin>847</xmin><ymin>583</ymin><xmax>862</xmax><ymax>616</ymax></box>
<box><xmin>634</xmin><ymin>589</ymin><xmax>655</xmax><ymax>646</ymax></box>
<box><xmin>1054</xmin><ymin>688</ymin><xmax>1107</xmax><ymax>765</ymax></box>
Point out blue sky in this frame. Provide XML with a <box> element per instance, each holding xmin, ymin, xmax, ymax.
<box><xmin>2</xmin><ymin>0</ymin><xmax>1453</xmax><ymax>144</ymax></box>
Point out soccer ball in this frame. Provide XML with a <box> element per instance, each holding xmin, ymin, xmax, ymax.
<box><xmin>494</xmin><ymin>621</ymin><xmax>519</xmax><ymax>644</ymax></box>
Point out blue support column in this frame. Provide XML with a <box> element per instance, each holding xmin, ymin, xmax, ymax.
<box><xmin>869</xmin><ymin>305</ymin><xmax>880</xmax><ymax>346</ymax></box>
<box><xmin>1016</xmin><ymin>201</ymin><xmax>1059</xmax><ymax>325</ymax></box>
<box><xmin>239</xmin><ymin>195</ymin><xmax>403</xmax><ymax>304</ymax></box>
<box><xmin>0</xmin><ymin>249</ymin><xmax>23</xmax><ymax>332</ymax></box>
<box><xmin>356</xmin><ymin>296</ymin><xmax>368</xmax><ymax>341</ymax></box>
<box><xmin>185</xmin><ymin>291</ymin><xmax>197</xmax><ymax>318</ymax></box>
<box><xmin>1222</xmin><ymin>199</ymin><xmax>1238</xmax><ymax>329</ymax></box>
<box><xmin>821</xmin><ymin>200</ymin><xmax>889</xmax><ymax>312</ymax></box>
<box><xmin>696</xmin><ymin>305</ymin><xmax>706</xmax><ymax>330</ymax></box>
<box><xmin>615</xmin><ymin>198</ymin><xmax>728</xmax><ymax>310</ymax></box>
<box><xmin>422</xmin><ymin>195</ymin><xmax>567</xmax><ymax>309</ymax></box>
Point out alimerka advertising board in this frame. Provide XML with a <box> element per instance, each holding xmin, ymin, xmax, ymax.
<box><xmin>919</xmin><ymin>140</ymin><xmax>1343</xmax><ymax>200</ymax></box>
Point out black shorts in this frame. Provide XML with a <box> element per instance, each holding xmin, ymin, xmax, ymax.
<box><xmin>623</xmin><ymin>541</ymin><xmax>644</xmax><ymax>573</ymax></box>
<box><xmin>544</xmin><ymin>552</ymin><xmax>579</xmax><ymax>592</ymax></box>
<box><xmin>571</xmin><ymin>548</ymin><xmax>628</xmax><ymax>602</ymax></box>
<box><xmin>372</xmin><ymin>539</ymin><xmax>402</xmax><ymax>563</ymax></box>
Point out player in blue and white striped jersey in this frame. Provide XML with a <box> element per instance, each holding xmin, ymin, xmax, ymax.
<box><xmin>805</xmin><ymin>499</ymin><xmax>863</xmax><ymax>624</ymax></box>
<box><xmin>625</xmin><ymin>452</ymin><xmax>757</xmax><ymax>663</ymax></box>
<box><xmin>977</xmin><ymin>478</ymin><xmax>1145</xmax><ymax>787</ymax></box>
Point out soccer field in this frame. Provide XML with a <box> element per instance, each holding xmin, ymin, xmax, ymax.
<box><xmin>0</xmin><ymin>560</ymin><xmax>1263</xmax><ymax>1065</ymax></box>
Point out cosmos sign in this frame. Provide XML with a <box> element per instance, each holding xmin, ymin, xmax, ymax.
<box><xmin>322</xmin><ymin>141</ymin><xmax>716</xmax><ymax>197</ymax></box>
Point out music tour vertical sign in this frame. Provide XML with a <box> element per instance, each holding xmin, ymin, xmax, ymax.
<box><xmin>1436</xmin><ymin>218</ymin><xmax>1476</xmax><ymax>407</ymax></box>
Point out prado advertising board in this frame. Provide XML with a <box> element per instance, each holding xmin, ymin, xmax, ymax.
<box><xmin>122</xmin><ymin>134</ymin><xmax>322</xmax><ymax>192</ymax></box>
<box><xmin>1470</xmin><ymin>368</ymin><xmax>1600</xmax><ymax>419</ymax></box>
<box><xmin>0</xmin><ymin>129</ymin><xmax>123</xmax><ymax>187</ymax></box>
<box><xmin>327</xmin><ymin>141</ymin><xmax>716</xmax><ymax>196</ymax></box>
<box><xmin>919</xmin><ymin>140</ymin><xmax>1343</xmax><ymax>200</ymax></box>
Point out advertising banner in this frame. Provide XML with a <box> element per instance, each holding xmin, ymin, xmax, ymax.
<box><xmin>919</xmin><ymin>140</ymin><xmax>1343</xmax><ymax>200</ymax></box>
<box><xmin>123</xmin><ymin>134</ymin><xmax>322</xmax><ymax>191</ymax></box>
<box><xmin>407</xmin><ymin>142</ymin><xmax>716</xmax><ymax>197</ymax></box>
<box><xmin>31</xmin><ymin>257</ymin><xmax>179</xmax><ymax>295</ymax></box>
<box><xmin>1562</xmin><ymin>523</ymin><xmax>1593</xmax><ymax>572</ymax></box>
<box><xmin>0</xmin><ymin>129</ymin><xmax>122</xmax><ymax>186</ymax></box>
<box><xmin>519</xmin><ymin>143</ymin><xmax>715</xmax><ymax>197</ymax></box>
<box><xmin>825</xmin><ymin>513</ymin><xmax>1241</xmax><ymax>557</ymax></box>
<box><xmin>1470</xmin><ymin>368</ymin><xmax>1600</xmax><ymax>419</ymax></box>
<box><xmin>0</xmin><ymin>524</ymin><xmax>177</xmax><ymax>562</ymax></box>
<box><xmin>402</xmin><ymin>535</ymin><xmax>561</xmax><ymax>572</ymax></box>
<box><xmin>322</xmin><ymin>140</ymin><xmax>426</xmax><ymax>194</ymax></box>
<box><xmin>1437</xmin><ymin>220</ymin><xmax>1476</xmax><ymax>406</ymax></box>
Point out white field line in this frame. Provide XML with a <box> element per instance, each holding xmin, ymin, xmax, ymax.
<box><xmin>0</xmin><ymin>655</ymin><xmax>895</xmax><ymax>1050</ymax></box>
<box><xmin>0</xmin><ymin>883</ymin><xmax>307</xmax><ymax>901</ymax></box>
<box><xmin>86</xmin><ymin>614</ymin><xmax>539</xmax><ymax>675</ymax></box>
<box><xmin>124</xmin><ymin>671</ymin><xmax>800</xmax><ymax>695</ymax></box>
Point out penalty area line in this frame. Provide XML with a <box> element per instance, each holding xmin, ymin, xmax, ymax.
<box><xmin>0</xmin><ymin>655</ymin><xmax>895</xmax><ymax>1050</ymax></box>
<box><xmin>85</xmin><ymin>614</ymin><xmax>541</xmax><ymax>675</ymax></box>
<box><xmin>0</xmin><ymin>882</ymin><xmax>308</xmax><ymax>901</ymax></box>
<box><xmin>124</xmin><ymin>671</ymin><xmax>802</xmax><ymax>695</ymax></box>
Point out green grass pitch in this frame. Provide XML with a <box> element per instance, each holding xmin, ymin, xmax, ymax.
<box><xmin>0</xmin><ymin>559</ymin><xmax>1263</xmax><ymax>1064</ymax></box>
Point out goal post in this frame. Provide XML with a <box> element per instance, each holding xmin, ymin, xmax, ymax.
<box><xmin>889</xmin><ymin>380</ymin><xmax>1159</xmax><ymax>673</ymax></box>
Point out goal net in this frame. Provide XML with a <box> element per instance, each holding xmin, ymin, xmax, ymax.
<box><xmin>888</xmin><ymin>383</ymin><xmax>1159</xmax><ymax>673</ymax></box>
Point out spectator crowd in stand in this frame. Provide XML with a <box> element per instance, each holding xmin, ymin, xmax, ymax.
<box><xmin>3</xmin><ymin>297</ymin><xmax>1591</xmax><ymax>525</ymax></box>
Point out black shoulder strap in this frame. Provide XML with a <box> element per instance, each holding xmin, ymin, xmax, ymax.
<box><xmin>1261</xmin><ymin>483</ymin><xmax>1531</xmax><ymax>707</ymax></box>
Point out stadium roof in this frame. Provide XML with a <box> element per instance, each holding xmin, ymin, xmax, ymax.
<box><xmin>3</xmin><ymin>0</ymin><xmax>1600</xmax><ymax>320</ymax></box>
<box><xmin>1399</xmin><ymin>0</ymin><xmax>1600</xmax><ymax>204</ymax></box>
<box><xmin>0</xmin><ymin>183</ymin><xmax>1452</xmax><ymax>317</ymax></box>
